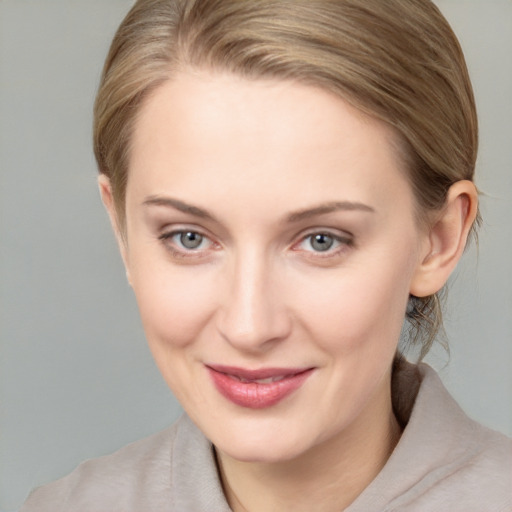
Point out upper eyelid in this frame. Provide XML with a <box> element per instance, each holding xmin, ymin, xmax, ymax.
<box><xmin>157</xmin><ymin>225</ymin><xmax>353</xmax><ymax>248</ymax></box>
<box><xmin>158</xmin><ymin>228</ymin><xmax>219</xmax><ymax>254</ymax></box>
<box><xmin>160</xmin><ymin>229</ymin><xmax>211</xmax><ymax>243</ymax></box>
<box><xmin>291</xmin><ymin>229</ymin><xmax>354</xmax><ymax>255</ymax></box>
<box><xmin>156</xmin><ymin>219</ymin><xmax>233</xmax><ymax>244</ymax></box>
<box><xmin>295</xmin><ymin>228</ymin><xmax>353</xmax><ymax>243</ymax></box>
<box><xmin>158</xmin><ymin>231</ymin><xmax>218</xmax><ymax>262</ymax></box>
<box><xmin>297</xmin><ymin>234</ymin><xmax>349</xmax><ymax>248</ymax></box>
<box><xmin>159</xmin><ymin>224</ymin><xmax>212</xmax><ymax>240</ymax></box>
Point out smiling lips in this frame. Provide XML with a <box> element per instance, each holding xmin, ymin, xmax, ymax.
<box><xmin>207</xmin><ymin>365</ymin><xmax>314</xmax><ymax>409</ymax></box>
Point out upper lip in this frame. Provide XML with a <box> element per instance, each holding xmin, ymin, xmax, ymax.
<box><xmin>206</xmin><ymin>364</ymin><xmax>313</xmax><ymax>380</ymax></box>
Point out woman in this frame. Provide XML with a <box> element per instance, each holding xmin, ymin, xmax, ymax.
<box><xmin>21</xmin><ymin>0</ymin><xmax>511</xmax><ymax>510</ymax></box>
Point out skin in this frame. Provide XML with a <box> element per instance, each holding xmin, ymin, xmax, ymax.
<box><xmin>100</xmin><ymin>70</ymin><xmax>477</xmax><ymax>511</ymax></box>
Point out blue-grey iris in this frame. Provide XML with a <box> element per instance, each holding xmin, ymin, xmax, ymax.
<box><xmin>311</xmin><ymin>234</ymin><xmax>334</xmax><ymax>252</ymax></box>
<box><xmin>180</xmin><ymin>232</ymin><xmax>203</xmax><ymax>249</ymax></box>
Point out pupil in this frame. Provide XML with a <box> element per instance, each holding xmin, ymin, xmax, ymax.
<box><xmin>180</xmin><ymin>232</ymin><xmax>202</xmax><ymax>249</ymax></box>
<box><xmin>312</xmin><ymin>234</ymin><xmax>333</xmax><ymax>252</ymax></box>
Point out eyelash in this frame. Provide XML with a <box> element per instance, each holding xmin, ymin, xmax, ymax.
<box><xmin>158</xmin><ymin>229</ymin><xmax>217</xmax><ymax>260</ymax></box>
<box><xmin>157</xmin><ymin>228</ymin><xmax>354</xmax><ymax>261</ymax></box>
<box><xmin>293</xmin><ymin>231</ymin><xmax>354</xmax><ymax>259</ymax></box>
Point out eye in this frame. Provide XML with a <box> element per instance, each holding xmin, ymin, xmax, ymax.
<box><xmin>177</xmin><ymin>231</ymin><xmax>205</xmax><ymax>250</ymax></box>
<box><xmin>308</xmin><ymin>233</ymin><xmax>336</xmax><ymax>252</ymax></box>
<box><xmin>158</xmin><ymin>229</ymin><xmax>215</xmax><ymax>257</ymax></box>
<box><xmin>294</xmin><ymin>231</ymin><xmax>353</xmax><ymax>257</ymax></box>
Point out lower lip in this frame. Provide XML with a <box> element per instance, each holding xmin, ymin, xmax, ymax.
<box><xmin>207</xmin><ymin>368</ymin><xmax>314</xmax><ymax>409</ymax></box>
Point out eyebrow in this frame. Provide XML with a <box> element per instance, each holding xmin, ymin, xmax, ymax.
<box><xmin>286</xmin><ymin>201</ymin><xmax>375</xmax><ymax>223</ymax></box>
<box><xmin>143</xmin><ymin>196</ymin><xmax>217</xmax><ymax>221</ymax></box>
<box><xmin>143</xmin><ymin>196</ymin><xmax>375</xmax><ymax>223</ymax></box>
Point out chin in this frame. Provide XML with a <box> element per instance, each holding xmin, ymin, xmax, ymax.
<box><xmin>218</xmin><ymin>439</ymin><xmax>307</xmax><ymax>464</ymax></box>
<box><xmin>209</xmin><ymin>418</ymin><xmax>317</xmax><ymax>464</ymax></box>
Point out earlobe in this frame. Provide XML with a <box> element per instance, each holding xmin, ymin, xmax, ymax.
<box><xmin>410</xmin><ymin>180</ymin><xmax>478</xmax><ymax>297</ymax></box>
<box><xmin>97</xmin><ymin>174</ymin><xmax>132</xmax><ymax>285</ymax></box>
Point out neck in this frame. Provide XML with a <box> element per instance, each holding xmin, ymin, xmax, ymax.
<box><xmin>215</xmin><ymin>381</ymin><xmax>401</xmax><ymax>512</ymax></box>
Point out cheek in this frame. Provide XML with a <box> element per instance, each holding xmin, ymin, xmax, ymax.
<box><xmin>130</xmin><ymin>262</ymin><xmax>218</xmax><ymax>349</ymax></box>
<box><xmin>289</xmin><ymin>252</ymin><xmax>414</xmax><ymax>353</ymax></box>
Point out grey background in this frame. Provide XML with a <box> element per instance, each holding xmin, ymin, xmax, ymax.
<box><xmin>1</xmin><ymin>1</ymin><xmax>511</xmax><ymax>510</ymax></box>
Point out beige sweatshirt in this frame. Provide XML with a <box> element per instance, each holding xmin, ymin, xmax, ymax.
<box><xmin>21</xmin><ymin>363</ymin><xmax>512</xmax><ymax>511</ymax></box>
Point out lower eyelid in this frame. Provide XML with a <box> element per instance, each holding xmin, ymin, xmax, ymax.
<box><xmin>158</xmin><ymin>228</ymin><xmax>352</xmax><ymax>256</ymax></box>
<box><xmin>302</xmin><ymin>233</ymin><xmax>351</xmax><ymax>246</ymax></box>
<box><xmin>291</xmin><ymin>233</ymin><xmax>354</xmax><ymax>259</ymax></box>
<box><xmin>158</xmin><ymin>230</ymin><xmax>220</xmax><ymax>259</ymax></box>
<box><xmin>159</xmin><ymin>229</ymin><xmax>207</xmax><ymax>242</ymax></box>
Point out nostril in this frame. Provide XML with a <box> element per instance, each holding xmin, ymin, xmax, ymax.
<box><xmin>216</xmin><ymin>302</ymin><xmax>292</xmax><ymax>351</ymax></box>
<box><xmin>216</xmin><ymin>259</ymin><xmax>292</xmax><ymax>349</ymax></box>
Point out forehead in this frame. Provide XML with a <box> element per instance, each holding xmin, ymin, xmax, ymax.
<box><xmin>128</xmin><ymin>71</ymin><xmax>413</xmax><ymax>219</ymax></box>
<box><xmin>133</xmin><ymin>70</ymin><xmax>392</xmax><ymax>154</ymax></box>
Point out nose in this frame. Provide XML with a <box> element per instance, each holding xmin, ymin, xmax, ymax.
<box><xmin>216</xmin><ymin>251</ymin><xmax>292</xmax><ymax>353</ymax></box>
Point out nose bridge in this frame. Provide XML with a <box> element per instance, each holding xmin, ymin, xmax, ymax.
<box><xmin>217</xmin><ymin>245</ymin><xmax>290</xmax><ymax>350</ymax></box>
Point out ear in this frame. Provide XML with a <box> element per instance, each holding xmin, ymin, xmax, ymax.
<box><xmin>98</xmin><ymin>174</ymin><xmax>132</xmax><ymax>285</ymax></box>
<box><xmin>410</xmin><ymin>180</ymin><xmax>478</xmax><ymax>297</ymax></box>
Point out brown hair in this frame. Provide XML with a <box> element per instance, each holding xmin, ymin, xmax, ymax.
<box><xmin>93</xmin><ymin>0</ymin><xmax>479</xmax><ymax>358</ymax></box>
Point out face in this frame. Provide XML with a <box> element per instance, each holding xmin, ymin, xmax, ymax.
<box><xmin>111</xmin><ymin>71</ymin><xmax>430</xmax><ymax>463</ymax></box>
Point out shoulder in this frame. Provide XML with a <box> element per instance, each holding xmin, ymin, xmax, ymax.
<box><xmin>439</xmin><ymin>422</ymin><xmax>512</xmax><ymax>504</ymax></box>
<box><xmin>398</xmin><ymin>411</ymin><xmax>512</xmax><ymax>511</ymax></box>
<box><xmin>350</xmin><ymin>362</ymin><xmax>512</xmax><ymax>512</ymax></box>
<box><xmin>21</xmin><ymin>418</ymin><xmax>180</xmax><ymax>512</ymax></box>
<box><xmin>415</xmin><ymin>365</ymin><xmax>512</xmax><ymax>510</ymax></box>
<box><xmin>21</xmin><ymin>414</ymin><xmax>230</xmax><ymax>512</ymax></box>
<box><xmin>395</xmin><ymin>363</ymin><xmax>512</xmax><ymax>511</ymax></box>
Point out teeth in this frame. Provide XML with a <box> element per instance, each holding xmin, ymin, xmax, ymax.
<box><xmin>235</xmin><ymin>375</ymin><xmax>286</xmax><ymax>384</ymax></box>
<box><xmin>255</xmin><ymin>377</ymin><xmax>280</xmax><ymax>384</ymax></box>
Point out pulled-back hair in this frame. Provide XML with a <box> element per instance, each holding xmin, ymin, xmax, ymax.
<box><xmin>93</xmin><ymin>0</ymin><xmax>479</xmax><ymax>358</ymax></box>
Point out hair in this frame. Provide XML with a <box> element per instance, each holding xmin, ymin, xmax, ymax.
<box><xmin>93</xmin><ymin>0</ymin><xmax>479</xmax><ymax>359</ymax></box>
